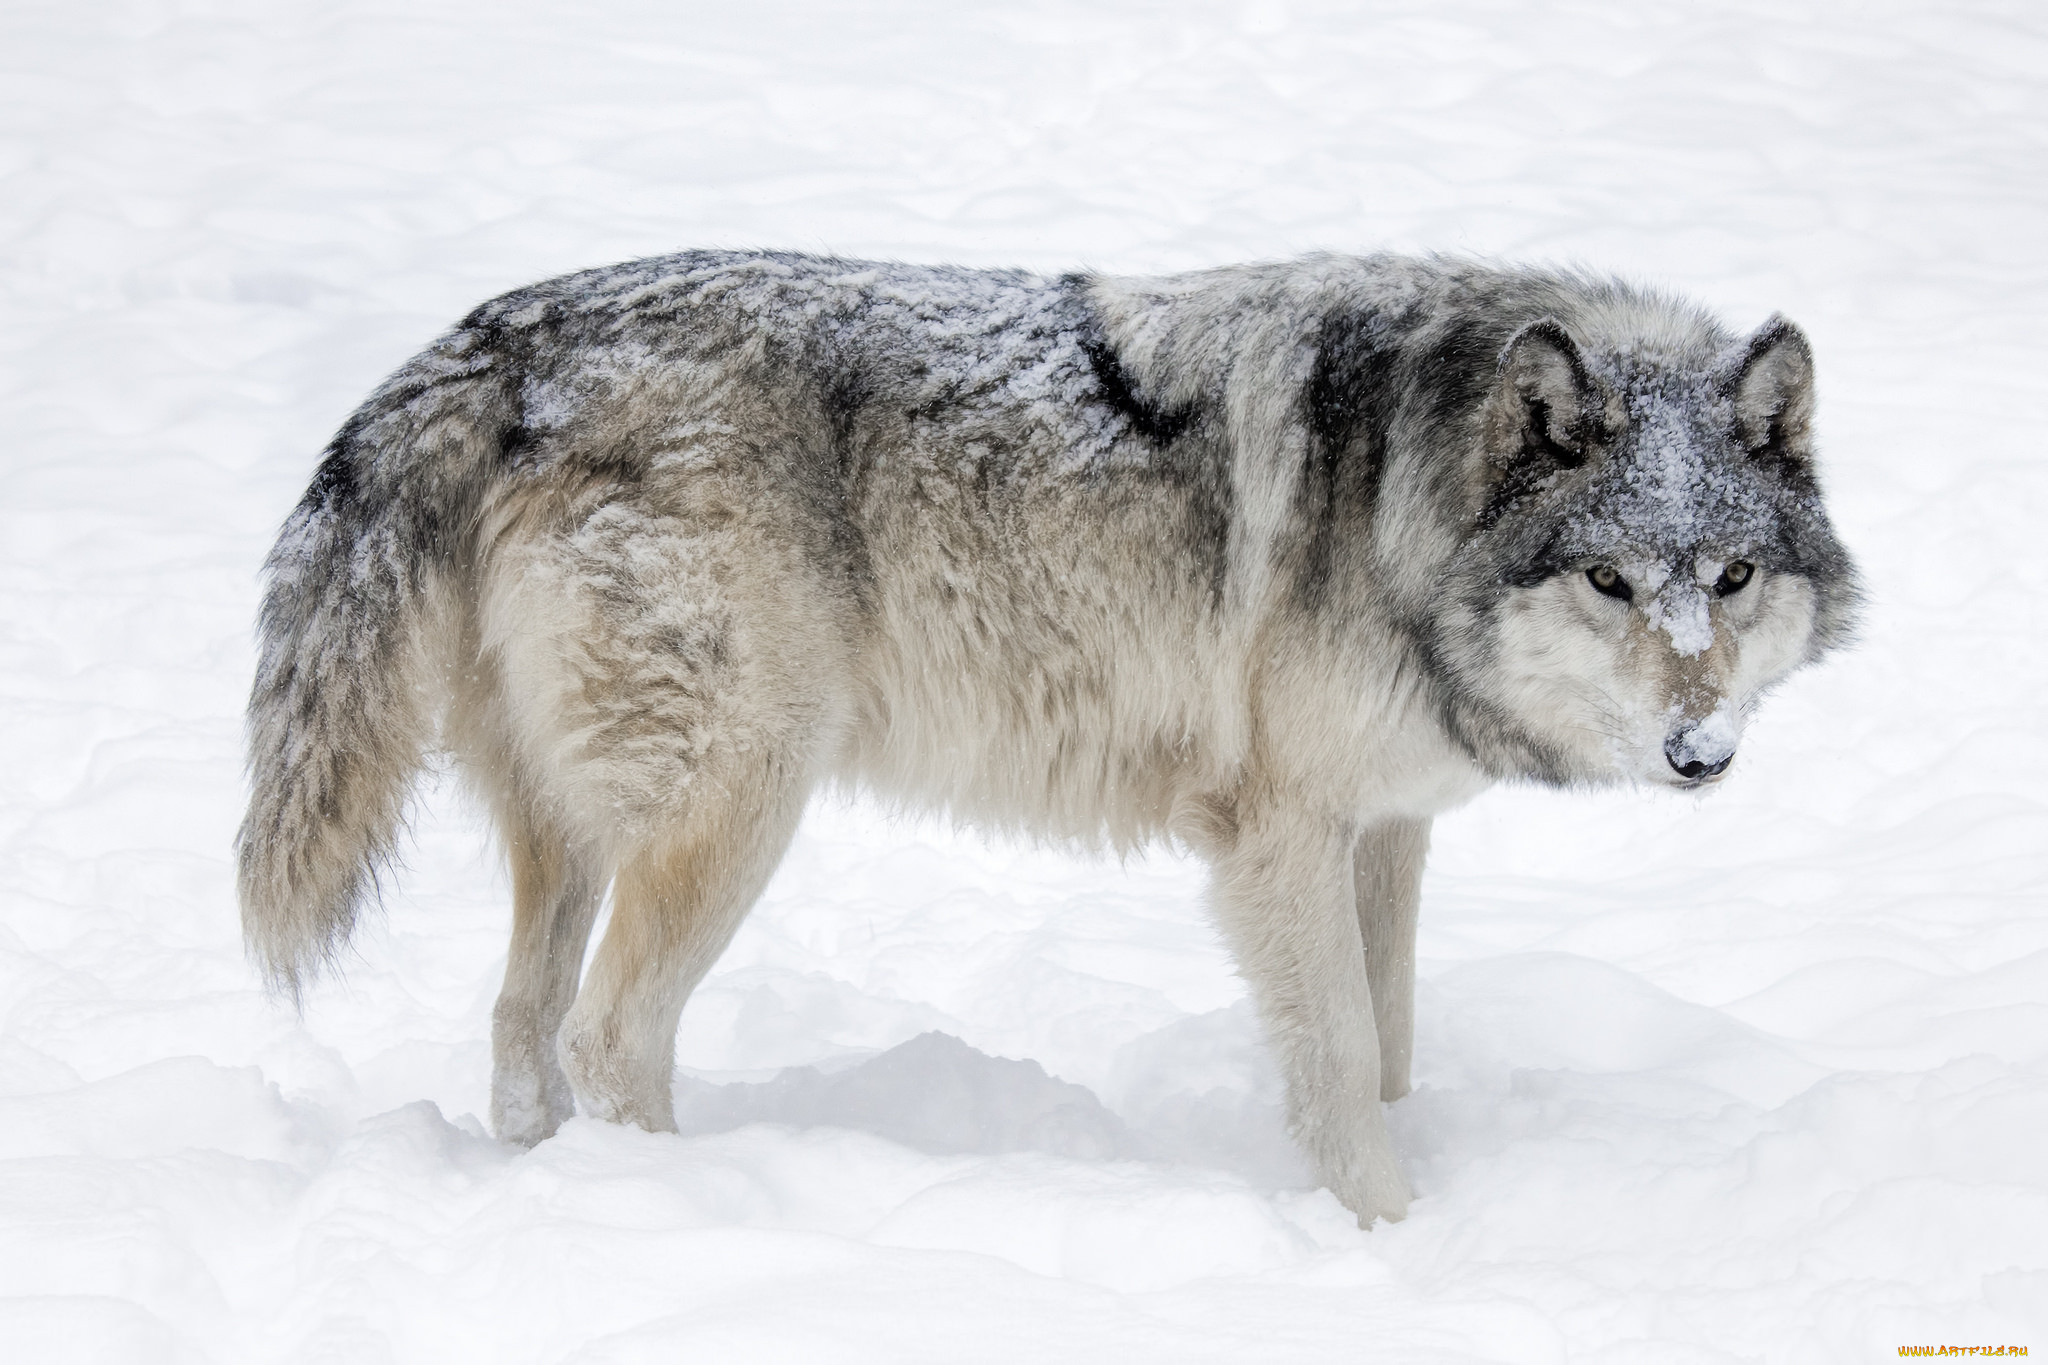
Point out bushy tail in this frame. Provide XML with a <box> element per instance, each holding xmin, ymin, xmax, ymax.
<box><xmin>237</xmin><ymin>328</ymin><xmax>516</xmax><ymax>997</ymax></box>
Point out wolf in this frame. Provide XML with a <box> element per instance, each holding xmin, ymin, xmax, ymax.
<box><xmin>237</xmin><ymin>250</ymin><xmax>1857</xmax><ymax>1226</ymax></box>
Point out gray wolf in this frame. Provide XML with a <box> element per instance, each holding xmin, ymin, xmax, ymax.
<box><xmin>237</xmin><ymin>250</ymin><xmax>1857</xmax><ymax>1225</ymax></box>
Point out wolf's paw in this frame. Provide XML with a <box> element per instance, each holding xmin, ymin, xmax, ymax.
<box><xmin>490</xmin><ymin>1061</ymin><xmax>571</xmax><ymax>1147</ymax></box>
<box><xmin>555</xmin><ymin>1017</ymin><xmax>678</xmax><ymax>1134</ymax></box>
<box><xmin>1356</xmin><ymin>1181</ymin><xmax>1410</xmax><ymax>1228</ymax></box>
<box><xmin>1332</xmin><ymin>1149</ymin><xmax>1412</xmax><ymax>1228</ymax></box>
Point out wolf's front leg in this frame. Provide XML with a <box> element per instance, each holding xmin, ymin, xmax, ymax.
<box><xmin>1209</xmin><ymin>804</ymin><xmax>1410</xmax><ymax>1226</ymax></box>
<box><xmin>1354</xmin><ymin>818</ymin><xmax>1430</xmax><ymax>1103</ymax></box>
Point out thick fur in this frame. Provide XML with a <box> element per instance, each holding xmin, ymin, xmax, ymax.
<box><xmin>238</xmin><ymin>250</ymin><xmax>1857</xmax><ymax>1225</ymax></box>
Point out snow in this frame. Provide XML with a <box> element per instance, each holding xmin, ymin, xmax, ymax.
<box><xmin>3</xmin><ymin>0</ymin><xmax>2045</xmax><ymax>1360</ymax></box>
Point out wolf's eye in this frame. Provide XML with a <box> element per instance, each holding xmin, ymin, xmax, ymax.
<box><xmin>1715</xmin><ymin>561</ymin><xmax>1755</xmax><ymax>597</ymax></box>
<box><xmin>1587</xmin><ymin>565</ymin><xmax>1633</xmax><ymax>601</ymax></box>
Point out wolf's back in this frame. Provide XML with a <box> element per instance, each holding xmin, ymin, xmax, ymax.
<box><xmin>238</xmin><ymin>327</ymin><xmax>517</xmax><ymax>996</ymax></box>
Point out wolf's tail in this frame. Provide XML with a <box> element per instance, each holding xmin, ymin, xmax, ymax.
<box><xmin>237</xmin><ymin>327</ymin><xmax>518</xmax><ymax>997</ymax></box>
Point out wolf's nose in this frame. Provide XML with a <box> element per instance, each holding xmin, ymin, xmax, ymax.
<box><xmin>1664</xmin><ymin>739</ymin><xmax>1733</xmax><ymax>781</ymax></box>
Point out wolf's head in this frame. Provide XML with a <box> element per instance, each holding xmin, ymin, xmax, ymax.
<box><xmin>1414</xmin><ymin>295</ymin><xmax>1858</xmax><ymax>789</ymax></box>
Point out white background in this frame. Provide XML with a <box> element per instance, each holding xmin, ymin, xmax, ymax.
<box><xmin>2</xmin><ymin>1</ymin><xmax>2043</xmax><ymax>1359</ymax></box>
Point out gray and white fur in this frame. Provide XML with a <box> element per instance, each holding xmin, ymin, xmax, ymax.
<box><xmin>238</xmin><ymin>250</ymin><xmax>1857</xmax><ymax>1225</ymax></box>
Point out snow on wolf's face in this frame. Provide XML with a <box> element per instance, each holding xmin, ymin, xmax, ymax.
<box><xmin>1449</xmin><ymin>308</ymin><xmax>1856</xmax><ymax>789</ymax></box>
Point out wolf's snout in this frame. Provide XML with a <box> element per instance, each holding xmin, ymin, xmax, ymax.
<box><xmin>1664</xmin><ymin>727</ymin><xmax>1735</xmax><ymax>782</ymax></box>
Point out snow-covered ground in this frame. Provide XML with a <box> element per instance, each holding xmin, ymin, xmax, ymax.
<box><xmin>4</xmin><ymin>1</ymin><xmax>2045</xmax><ymax>1359</ymax></box>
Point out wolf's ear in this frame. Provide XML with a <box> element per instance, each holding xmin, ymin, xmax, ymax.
<box><xmin>1725</xmin><ymin>315</ymin><xmax>1816</xmax><ymax>489</ymax></box>
<box><xmin>1477</xmin><ymin>318</ymin><xmax>1603</xmax><ymax>523</ymax></box>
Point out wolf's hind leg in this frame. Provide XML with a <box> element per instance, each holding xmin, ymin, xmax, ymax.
<box><xmin>556</xmin><ymin>758</ymin><xmax>809</xmax><ymax>1134</ymax></box>
<box><xmin>489</xmin><ymin>815</ymin><xmax>605</xmax><ymax>1146</ymax></box>
<box><xmin>1210</xmin><ymin>804</ymin><xmax>1409</xmax><ymax>1226</ymax></box>
<box><xmin>1353</xmin><ymin>817</ymin><xmax>1430</xmax><ymax>1103</ymax></box>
